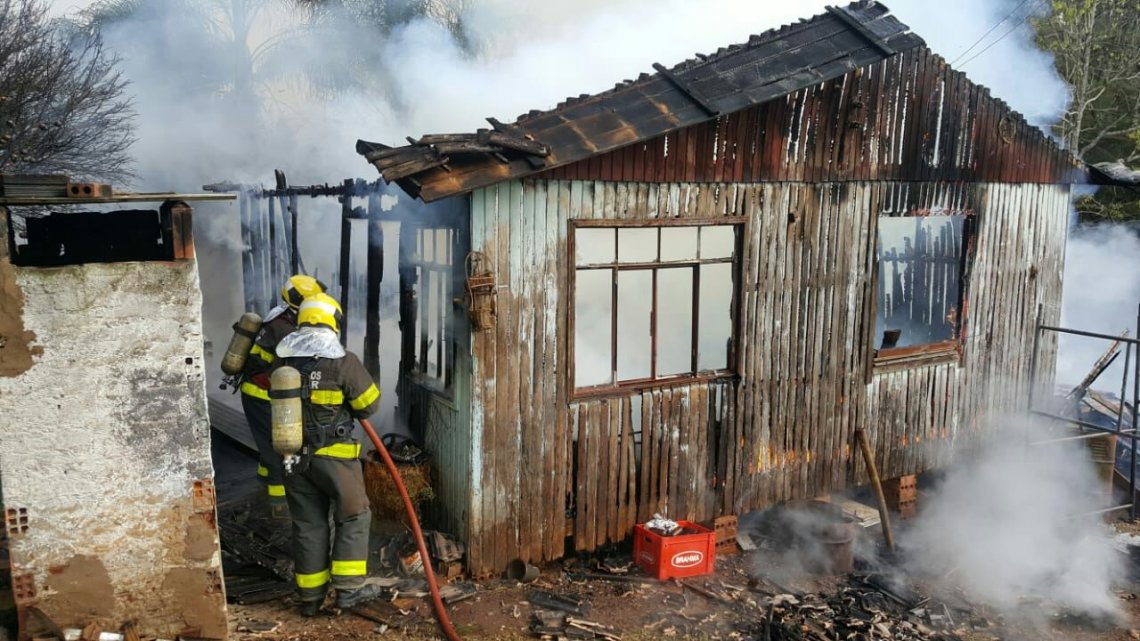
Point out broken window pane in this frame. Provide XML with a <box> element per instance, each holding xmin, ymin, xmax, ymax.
<box><xmin>698</xmin><ymin>263</ymin><xmax>734</xmax><ymax>371</ymax></box>
<box><xmin>576</xmin><ymin>228</ymin><xmax>615</xmax><ymax>265</ymax></box>
<box><xmin>617</xmin><ymin>270</ymin><xmax>653</xmax><ymax>380</ymax></box>
<box><xmin>700</xmin><ymin>226</ymin><xmax>735</xmax><ymax>259</ymax></box>
<box><xmin>875</xmin><ymin>216</ymin><xmax>964</xmax><ymax>350</ymax></box>
<box><xmin>618</xmin><ymin>228</ymin><xmax>658</xmax><ymax>263</ymax></box>
<box><xmin>660</xmin><ymin>227</ymin><xmax>698</xmax><ymax>262</ymax></box>
<box><xmin>657</xmin><ymin>267</ymin><xmax>694</xmax><ymax>376</ymax></box>
<box><xmin>575</xmin><ymin>269</ymin><xmax>614</xmax><ymax>387</ymax></box>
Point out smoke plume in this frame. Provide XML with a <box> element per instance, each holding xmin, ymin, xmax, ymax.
<box><xmin>1057</xmin><ymin>223</ymin><xmax>1140</xmax><ymax>387</ymax></box>
<box><xmin>901</xmin><ymin>416</ymin><xmax>1124</xmax><ymax>624</ymax></box>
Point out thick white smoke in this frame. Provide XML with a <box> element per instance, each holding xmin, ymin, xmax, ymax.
<box><xmin>902</xmin><ymin>417</ymin><xmax>1124</xmax><ymax>624</ymax></box>
<box><xmin>1057</xmin><ymin>223</ymin><xmax>1140</xmax><ymax>387</ymax></box>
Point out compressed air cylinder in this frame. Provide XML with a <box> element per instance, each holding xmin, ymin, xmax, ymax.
<box><xmin>220</xmin><ymin>312</ymin><xmax>263</xmax><ymax>375</ymax></box>
<box><xmin>270</xmin><ymin>366</ymin><xmax>304</xmax><ymax>457</ymax></box>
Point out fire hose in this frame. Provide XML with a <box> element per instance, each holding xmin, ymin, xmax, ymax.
<box><xmin>359</xmin><ymin>418</ymin><xmax>463</xmax><ymax>641</ymax></box>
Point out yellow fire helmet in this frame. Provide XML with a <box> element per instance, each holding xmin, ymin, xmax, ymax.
<box><xmin>281</xmin><ymin>274</ymin><xmax>327</xmax><ymax>310</ymax></box>
<box><xmin>297</xmin><ymin>293</ymin><xmax>344</xmax><ymax>335</ymax></box>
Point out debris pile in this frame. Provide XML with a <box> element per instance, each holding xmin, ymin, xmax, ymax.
<box><xmin>759</xmin><ymin>579</ymin><xmax>964</xmax><ymax>641</ymax></box>
<box><xmin>530</xmin><ymin>611</ymin><xmax>621</xmax><ymax>641</ymax></box>
<box><xmin>525</xmin><ymin>590</ymin><xmax>621</xmax><ymax>641</ymax></box>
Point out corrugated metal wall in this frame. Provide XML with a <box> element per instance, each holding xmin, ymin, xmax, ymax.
<box><xmin>462</xmin><ymin>178</ymin><xmax>1067</xmax><ymax>575</ymax></box>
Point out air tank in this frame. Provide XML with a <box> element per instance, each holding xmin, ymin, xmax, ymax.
<box><xmin>220</xmin><ymin>312</ymin><xmax>262</xmax><ymax>375</ymax></box>
<box><xmin>270</xmin><ymin>366</ymin><xmax>304</xmax><ymax>457</ymax></box>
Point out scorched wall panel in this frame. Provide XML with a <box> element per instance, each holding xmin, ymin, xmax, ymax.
<box><xmin>466</xmin><ymin>179</ymin><xmax>1066</xmax><ymax>576</ymax></box>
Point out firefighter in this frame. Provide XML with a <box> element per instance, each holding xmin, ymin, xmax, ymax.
<box><xmin>271</xmin><ymin>293</ymin><xmax>383</xmax><ymax>616</ymax></box>
<box><xmin>240</xmin><ymin>274</ymin><xmax>327</xmax><ymax>517</ymax></box>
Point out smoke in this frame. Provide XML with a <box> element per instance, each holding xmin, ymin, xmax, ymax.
<box><xmin>901</xmin><ymin>416</ymin><xmax>1124</xmax><ymax>624</ymax></box>
<box><xmin>57</xmin><ymin>0</ymin><xmax>1084</xmax><ymax>417</ymax></box>
<box><xmin>1057</xmin><ymin>223</ymin><xmax>1140</xmax><ymax>387</ymax></box>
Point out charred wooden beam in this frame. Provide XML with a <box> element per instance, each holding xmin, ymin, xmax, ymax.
<box><xmin>825</xmin><ymin>5</ymin><xmax>896</xmax><ymax>55</ymax></box>
<box><xmin>382</xmin><ymin>155</ymin><xmax>451</xmax><ymax>182</ymax></box>
<box><xmin>338</xmin><ymin>179</ymin><xmax>353</xmax><ymax>347</ymax></box>
<box><xmin>365</xmin><ymin>192</ymin><xmax>383</xmax><ymax>382</ymax></box>
<box><xmin>652</xmin><ymin>63</ymin><xmax>719</xmax><ymax>116</ymax></box>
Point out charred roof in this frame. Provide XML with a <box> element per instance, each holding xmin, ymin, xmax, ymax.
<box><xmin>356</xmin><ymin>2</ymin><xmax>1083</xmax><ymax>202</ymax></box>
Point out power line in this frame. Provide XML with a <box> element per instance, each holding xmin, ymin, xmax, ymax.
<box><xmin>949</xmin><ymin>0</ymin><xmax>1033</xmax><ymax>65</ymax></box>
<box><xmin>958</xmin><ymin>0</ymin><xmax>1050</xmax><ymax>69</ymax></box>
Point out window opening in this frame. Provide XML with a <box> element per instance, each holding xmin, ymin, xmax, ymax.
<box><xmin>572</xmin><ymin>221</ymin><xmax>742</xmax><ymax>393</ymax></box>
<box><xmin>409</xmin><ymin>226</ymin><xmax>455</xmax><ymax>392</ymax></box>
<box><xmin>874</xmin><ymin>215</ymin><xmax>966</xmax><ymax>360</ymax></box>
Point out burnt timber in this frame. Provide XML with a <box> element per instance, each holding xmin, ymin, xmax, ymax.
<box><xmin>358</xmin><ymin>1</ymin><xmax>1080</xmax><ymax>576</ymax></box>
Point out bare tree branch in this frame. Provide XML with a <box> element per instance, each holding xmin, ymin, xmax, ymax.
<box><xmin>0</xmin><ymin>0</ymin><xmax>136</xmax><ymax>182</ymax></box>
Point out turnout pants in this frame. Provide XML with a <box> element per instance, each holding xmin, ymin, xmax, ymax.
<box><xmin>285</xmin><ymin>454</ymin><xmax>372</xmax><ymax>602</ymax></box>
<box><xmin>241</xmin><ymin>393</ymin><xmax>288</xmax><ymax>508</ymax></box>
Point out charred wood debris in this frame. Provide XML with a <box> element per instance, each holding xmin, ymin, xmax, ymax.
<box><xmin>214</xmin><ymin>486</ymin><xmax>1006</xmax><ymax>641</ymax></box>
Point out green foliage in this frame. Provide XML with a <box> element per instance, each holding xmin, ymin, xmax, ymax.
<box><xmin>1034</xmin><ymin>0</ymin><xmax>1140</xmax><ymax>221</ymax></box>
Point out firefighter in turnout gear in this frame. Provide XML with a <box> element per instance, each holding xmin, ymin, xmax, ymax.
<box><xmin>240</xmin><ymin>274</ymin><xmax>327</xmax><ymax>517</ymax></box>
<box><xmin>270</xmin><ymin>293</ymin><xmax>383</xmax><ymax>616</ymax></box>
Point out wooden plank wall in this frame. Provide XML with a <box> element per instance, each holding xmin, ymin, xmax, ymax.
<box><xmin>466</xmin><ymin>179</ymin><xmax>1067</xmax><ymax>576</ymax></box>
<box><xmin>541</xmin><ymin>48</ymin><xmax>1081</xmax><ymax>187</ymax></box>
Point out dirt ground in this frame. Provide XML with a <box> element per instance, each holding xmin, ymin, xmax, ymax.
<box><xmin>226</xmin><ymin>545</ymin><xmax>1140</xmax><ymax>641</ymax></box>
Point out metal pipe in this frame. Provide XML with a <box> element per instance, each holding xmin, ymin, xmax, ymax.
<box><xmin>1038</xmin><ymin>325</ymin><xmax>1140</xmax><ymax>345</ymax></box>
<box><xmin>1029</xmin><ymin>430</ymin><xmax>1137</xmax><ymax>446</ymax></box>
<box><xmin>1064</xmin><ymin>503</ymin><xmax>1132</xmax><ymax>520</ymax></box>
<box><xmin>1026</xmin><ymin>409</ymin><xmax>1131</xmax><ymax>434</ymax></box>
<box><xmin>358</xmin><ymin>418</ymin><xmax>462</xmax><ymax>641</ymax></box>
<box><xmin>1132</xmin><ymin>303</ymin><xmax>1140</xmax><ymax>518</ymax></box>
<box><xmin>855</xmin><ymin>428</ymin><xmax>894</xmax><ymax>551</ymax></box>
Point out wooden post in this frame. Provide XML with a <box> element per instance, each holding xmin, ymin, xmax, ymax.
<box><xmin>338</xmin><ymin>179</ymin><xmax>353</xmax><ymax>347</ymax></box>
<box><xmin>238</xmin><ymin>190</ymin><xmax>257</xmax><ymax>313</ymax></box>
<box><xmin>855</xmin><ymin>428</ymin><xmax>895</xmax><ymax>551</ymax></box>
<box><xmin>257</xmin><ymin>197</ymin><xmax>272</xmax><ymax>312</ymax></box>
<box><xmin>268</xmin><ymin>196</ymin><xmax>279</xmax><ymax>291</ymax></box>
<box><xmin>289</xmin><ymin>193</ymin><xmax>300</xmax><ymax>274</ymax></box>
<box><xmin>365</xmin><ymin>191</ymin><xmax>384</xmax><ymax>382</ymax></box>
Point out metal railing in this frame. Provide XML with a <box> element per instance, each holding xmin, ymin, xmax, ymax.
<box><xmin>1026</xmin><ymin>304</ymin><xmax>1140</xmax><ymax>519</ymax></box>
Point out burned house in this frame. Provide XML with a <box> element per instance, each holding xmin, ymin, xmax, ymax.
<box><xmin>0</xmin><ymin>186</ymin><xmax>230</xmax><ymax>636</ymax></box>
<box><xmin>357</xmin><ymin>2</ymin><xmax>1098</xmax><ymax>576</ymax></box>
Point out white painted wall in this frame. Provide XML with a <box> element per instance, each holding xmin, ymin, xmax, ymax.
<box><xmin>0</xmin><ymin>258</ymin><xmax>227</xmax><ymax>637</ymax></box>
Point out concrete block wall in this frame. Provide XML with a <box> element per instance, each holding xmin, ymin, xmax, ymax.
<box><xmin>0</xmin><ymin>208</ymin><xmax>227</xmax><ymax>637</ymax></box>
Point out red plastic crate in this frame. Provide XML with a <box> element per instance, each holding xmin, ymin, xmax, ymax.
<box><xmin>633</xmin><ymin>520</ymin><xmax>716</xmax><ymax>580</ymax></box>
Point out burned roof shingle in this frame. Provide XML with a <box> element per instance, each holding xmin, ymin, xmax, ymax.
<box><xmin>358</xmin><ymin>1</ymin><xmax>924</xmax><ymax>201</ymax></box>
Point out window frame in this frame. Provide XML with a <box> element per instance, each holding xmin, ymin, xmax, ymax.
<box><xmin>406</xmin><ymin>225</ymin><xmax>457</xmax><ymax>396</ymax></box>
<box><xmin>870</xmin><ymin>211</ymin><xmax>976</xmax><ymax>370</ymax></box>
<box><xmin>568</xmin><ymin>217</ymin><xmax>746</xmax><ymax>399</ymax></box>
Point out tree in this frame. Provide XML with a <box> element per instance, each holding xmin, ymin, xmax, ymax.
<box><xmin>0</xmin><ymin>0</ymin><xmax>135</xmax><ymax>182</ymax></box>
<box><xmin>1034</xmin><ymin>0</ymin><xmax>1140</xmax><ymax>221</ymax></box>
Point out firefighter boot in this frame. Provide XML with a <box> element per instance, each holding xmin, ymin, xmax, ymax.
<box><xmin>298</xmin><ymin>600</ymin><xmax>321</xmax><ymax>617</ymax></box>
<box><xmin>335</xmin><ymin>584</ymin><xmax>387</xmax><ymax>609</ymax></box>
